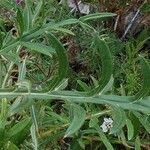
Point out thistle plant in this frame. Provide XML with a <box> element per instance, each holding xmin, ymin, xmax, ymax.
<box><xmin>0</xmin><ymin>0</ymin><xmax>150</xmax><ymax>149</ymax></box>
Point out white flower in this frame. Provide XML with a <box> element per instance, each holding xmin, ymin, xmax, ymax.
<box><xmin>100</xmin><ymin>117</ymin><xmax>113</xmax><ymax>133</ymax></box>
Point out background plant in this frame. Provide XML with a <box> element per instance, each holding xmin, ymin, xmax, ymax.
<box><xmin>0</xmin><ymin>0</ymin><xmax>150</xmax><ymax>149</ymax></box>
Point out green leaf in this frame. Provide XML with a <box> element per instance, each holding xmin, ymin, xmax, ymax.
<box><xmin>18</xmin><ymin>58</ymin><xmax>27</xmax><ymax>81</ymax></box>
<box><xmin>16</xmin><ymin>8</ymin><xmax>24</xmax><ymax>36</ymax></box>
<box><xmin>0</xmin><ymin>41</ymin><xmax>20</xmax><ymax>55</ymax></box>
<box><xmin>141</xmin><ymin>3</ymin><xmax>150</xmax><ymax>13</ymax></box>
<box><xmin>51</xmin><ymin>27</ymin><xmax>75</xmax><ymax>35</ymax></box>
<box><xmin>2</xmin><ymin>52</ymin><xmax>20</xmax><ymax>65</ymax></box>
<box><xmin>9</xmin><ymin>97</ymin><xmax>34</xmax><ymax>116</ymax></box>
<box><xmin>135</xmin><ymin>136</ymin><xmax>141</xmax><ymax>150</ymax></box>
<box><xmin>119</xmin><ymin>130</ymin><xmax>133</xmax><ymax>149</ymax></box>
<box><xmin>0</xmin><ymin>98</ymin><xmax>8</xmax><ymax>129</ymax></box>
<box><xmin>79</xmin><ymin>13</ymin><xmax>116</xmax><ymax>22</ymax></box>
<box><xmin>54</xmin><ymin>79</ymin><xmax>68</xmax><ymax>91</ymax></box>
<box><xmin>54</xmin><ymin>18</ymin><xmax>79</xmax><ymax>27</ymax></box>
<box><xmin>22</xmin><ymin>18</ymin><xmax>78</xmax><ymax>41</ymax></box>
<box><xmin>8</xmin><ymin>117</ymin><xmax>31</xmax><ymax>145</ymax></box>
<box><xmin>16</xmin><ymin>80</ymin><xmax>32</xmax><ymax>93</ymax></box>
<box><xmin>30</xmin><ymin>124</ymin><xmax>38</xmax><ymax>150</ymax></box>
<box><xmin>126</xmin><ymin>118</ymin><xmax>134</xmax><ymax>140</ymax></box>
<box><xmin>134</xmin><ymin>56</ymin><xmax>150</xmax><ymax>100</ymax></box>
<box><xmin>87</xmin><ymin>34</ymin><xmax>113</xmax><ymax>96</ymax></box>
<box><xmin>64</xmin><ymin>104</ymin><xmax>86</xmax><ymax>137</ymax></box>
<box><xmin>46</xmin><ymin>33</ymin><xmax>69</xmax><ymax>91</ymax></box>
<box><xmin>31</xmin><ymin>105</ymin><xmax>39</xmax><ymax>136</ymax></box>
<box><xmin>21</xmin><ymin>42</ymin><xmax>55</xmax><ymax>57</ymax></box>
<box><xmin>77</xmin><ymin>80</ymin><xmax>90</xmax><ymax>91</ymax></box>
<box><xmin>47</xmin><ymin>111</ymin><xmax>68</xmax><ymax>123</ymax></box>
<box><xmin>32</xmin><ymin>0</ymin><xmax>43</xmax><ymax>26</ymax></box>
<box><xmin>0</xmin><ymin>0</ymin><xmax>16</xmax><ymax>9</ymax></box>
<box><xmin>95</xmin><ymin>125</ymin><xmax>114</xmax><ymax>150</ymax></box>
<box><xmin>99</xmin><ymin>75</ymin><xmax>114</xmax><ymax>95</ymax></box>
<box><xmin>5</xmin><ymin>141</ymin><xmax>19</xmax><ymax>150</ymax></box>
<box><xmin>133</xmin><ymin>111</ymin><xmax>150</xmax><ymax>133</ymax></box>
<box><xmin>23</xmin><ymin>0</ymin><xmax>33</xmax><ymax>32</ymax></box>
<box><xmin>110</xmin><ymin>107</ymin><xmax>126</xmax><ymax>134</ymax></box>
<box><xmin>89</xmin><ymin>117</ymin><xmax>99</xmax><ymax>128</ymax></box>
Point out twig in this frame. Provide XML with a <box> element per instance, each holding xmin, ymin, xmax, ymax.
<box><xmin>73</xmin><ymin>0</ymin><xmax>81</xmax><ymax>14</ymax></box>
<box><xmin>121</xmin><ymin>9</ymin><xmax>140</xmax><ymax>40</ymax></box>
<box><xmin>114</xmin><ymin>15</ymin><xmax>120</xmax><ymax>31</ymax></box>
<box><xmin>70</xmin><ymin>1</ymin><xmax>81</xmax><ymax>13</ymax></box>
<box><xmin>121</xmin><ymin>0</ymin><xmax>147</xmax><ymax>40</ymax></box>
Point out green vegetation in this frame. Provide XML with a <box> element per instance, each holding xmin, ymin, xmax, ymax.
<box><xmin>0</xmin><ymin>0</ymin><xmax>150</xmax><ymax>149</ymax></box>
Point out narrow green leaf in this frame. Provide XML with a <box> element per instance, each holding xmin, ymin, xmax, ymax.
<box><xmin>18</xmin><ymin>57</ymin><xmax>26</xmax><ymax>81</ymax></box>
<box><xmin>16</xmin><ymin>80</ymin><xmax>32</xmax><ymax>93</ymax></box>
<box><xmin>8</xmin><ymin>117</ymin><xmax>31</xmax><ymax>144</ymax></box>
<box><xmin>89</xmin><ymin>117</ymin><xmax>99</xmax><ymax>128</ymax></box>
<box><xmin>46</xmin><ymin>33</ymin><xmax>69</xmax><ymax>91</ymax></box>
<box><xmin>2</xmin><ymin>31</ymin><xmax>13</xmax><ymax>46</ymax></box>
<box><xmin>0</xmin><ymin>0</ymin><xmax>16</xmax><ymax>9</ymax></box>
<box><xmin>16</xmin><ymin>8</ymin><xmax>24</xmax><ymax>35</ymax></box>
<box><xmin>32</xmin><ymin>0</ymin><xmax>43</xmax><ymax>26</ymax></box>
<box><xmin>9</xmin><ymin>97</ymin><xmax>34</xmax><ymax>115</ymax></box>
<box><xmin>22</xmin><ymin>19</ymin><xmax>78</xmax><ymax>40</ymax></box>
<box><xmin>51</xmin><ymin>27</ymin><xmax>75</xmax><ymax>35</ymax></box>
<box><xmin>2</xmin><ymin>52</ymin><xmax>20</xmax><ymax>65</ymax></box>
<box><xmin>21</xmin><ymin>42</ymin><xmax>55</xmax><ymax>57</ymax></box>
<box><xmin>126</xmin><ymin>118</ymin><xmax>134</xmax><ymax>140</ymax></box>
<box><xmin>98</xmin><ymin>75</ymin><xmax>114</xmax><ymax>95</ymax></box>
<box><xmin>5</xmin><ymin>141</ymin><xmax>19</xmax><ymax>150</ymax></box>
<box><xmin>135</xmin><ymin>136</ymin><xmax>141</xmax><ymax>150</ymax></box>
<box><xmin>30</xmin><ymin>124</ymin><xmax>38</xmax><ymax>150</ymax></box>
<box><xmin>31</xmin><ymin>105</ymin><xmax>39</xmax><ymax>135</ymax></box>
<box><xmin>133</xmin><ymin>111</ymin><xmax>150</xmax><ymax>133</ymax></box>
<box><xmin>64</xmin><ymin>104</ymin><xmax>86</xmax><ymax>137</ymax></box>
<box><xmin>77</xmin><ymin>80</ymin><xmax>90</xmax><ymax>91</ymax></box>
<box><xmin>47</xmin><ymin>111</ymin><xmax>68</xmax><ymax>123</ymax></box>
<box><xmin>79</xmin><ymin>13</ymin><xmax>116</xmax><ymax>22</ymax></box>
<box><xmin>119</xmin><ymin>130</ymin><xmax>133</xmax><ymax>149</ymax></box>
<box><xmin>0</xmin><ymin>98</ymin><xmax>8</xmax><ymax>130</ymax></box>
<box><xmin>134</xmin><ymin>56</ymin><xmax>150</xmax><ymax>100</ymax></box>
<box><xmin>110</xmin><ymin>107</ymin><xmax>126</xmax><ymax>134</ymax></box>
<box><xmin>23</xmin><ymin>0</ymin><xmax>33</xmax><ymax>32</ymax></box>
<box><xmin>8</xmin><ymin>117</ymin><xmax>31</xmax><ymax>137</ymax></box>
<box><xmin>54</xmin><ymin>18</ymin><xmax>79</xmax><ymax>27</ymax></box>
<box><xmin>54</xmin><ymin>79</ymin><xmax>68</xmax><ymax>91</ymax></box>
<box><xmin>0</xmin><ymin>41</ymin><xmax>19</xmax><ymax>54</ymax></box>
<box><xmin>95</xmin><ymin>125</ymin><xmax>114</xmax><ymax>150</ymax></box>
<box><xmin>87</xmin><ymin>34</ymin><xmax>113</xmax><ymax>96</ymax></box>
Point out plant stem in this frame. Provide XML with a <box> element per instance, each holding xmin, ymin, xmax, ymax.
<box><xmin>0</xmin><ymin>91</ymin><xmax>149</xmax><ymax>113</ymax></box>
